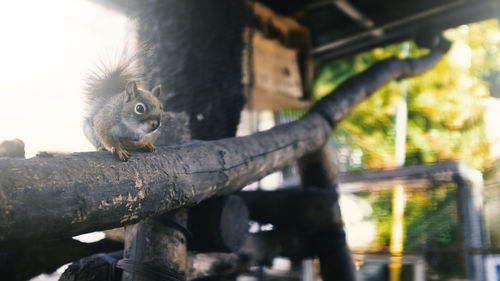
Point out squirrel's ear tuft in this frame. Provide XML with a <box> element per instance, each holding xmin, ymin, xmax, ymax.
<box><xmin>125</xmin><ymin>81</ymin><xmax>139</xmax><ymax>102</ymax></box>
<box><xmin>152</xmin><ymin>85</ymin><xmax>162</xmax><ymax>98</ymax></box>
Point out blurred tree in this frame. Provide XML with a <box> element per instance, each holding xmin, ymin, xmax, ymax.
<box><xmin>315</xmin><ymin>19</ymin><xmax>500</xmax><ymax>278</ymax></box>
<box><xmin>315</xmin><ymin>20</ymin><xmax>500</xmax><ymax>171</ymax></box>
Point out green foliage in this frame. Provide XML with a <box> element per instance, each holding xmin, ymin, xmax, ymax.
<box><xmin>315</xmin><ymin>20</ymin><xmax>500</xmax><ymax>171</ymax></box>
<box><xmin>367</xmin><ymin>185</ymin><xmax>463</xmax><ymax>277</ymax></box>
<box><xmin>369</xmin><ymin>185</ymin><xmax>459</xmax><ymax>250</ymax></box>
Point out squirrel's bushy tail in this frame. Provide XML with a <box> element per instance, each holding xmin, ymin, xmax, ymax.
<box><xmin>84</xmin><ymin>55</ymin><xmax>141</xmax><ymax>109</ymax></box>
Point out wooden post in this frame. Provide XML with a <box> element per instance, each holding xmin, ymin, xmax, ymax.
<box><xmin>455</xmin><ymin>164</ymin><xmax>486</xmax><ymax>281</ymax></box>
<box><xmin>121</xmin><ymin>213</ymin><xmax>188</xmax><ymax>281</ymax></box>
<box><xmin>297</xmin><ymin>146</ymin><xmax>357</xmax><ymax>281</ymax></box>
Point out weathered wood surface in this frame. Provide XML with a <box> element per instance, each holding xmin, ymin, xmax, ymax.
<box><xmin>0</xmin><ymin>50</ymin><xmax>443</xmax><ymax>242</ymax></box>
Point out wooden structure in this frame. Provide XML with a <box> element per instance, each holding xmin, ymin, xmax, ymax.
<box><xmin>338</xmin><ymin>161</ymin><xmax>486</xmax><ymax>281</ymax></box>
<box><xmin>259</xmin><ymin>0</ymin><xmax>500</xmax><ymax>61</ymax></box>
<box><xmin>1</xmin><ymin>0</ymin><xmax>499</xmax><ymax>280</ymax></box>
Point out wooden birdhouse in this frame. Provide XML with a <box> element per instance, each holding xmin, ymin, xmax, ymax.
<box><xmin>243</xmin><ymin>2</ymin><xmax>313</xmax><ymax>111</ymax></box>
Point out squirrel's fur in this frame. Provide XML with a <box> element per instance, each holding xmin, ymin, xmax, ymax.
<box><xmin>83</xmin><ymin>59</ymin><xmax>163</xmax><ymax>161</ymax></box>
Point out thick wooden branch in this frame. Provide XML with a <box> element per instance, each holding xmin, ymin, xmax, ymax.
<box><xmin>0</xmin><ymin>50</ymin><xmax>443</xmax><ymax>242</ymax></box>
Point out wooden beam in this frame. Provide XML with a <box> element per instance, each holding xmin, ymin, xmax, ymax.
<box><xmin>337</xmin><ymin>161</ymin><xmax>475</xmax><ymax>192</ymax></box>
<box><xmin>0</xmin><ymin>49</ymin><xmax>444</xmax><ymax>243</ymax></box>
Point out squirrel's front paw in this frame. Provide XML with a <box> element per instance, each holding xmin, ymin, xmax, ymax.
<box><xmin>140</xmin><ymin>143</ymin><xmax>156</xmax><ymax>153</ymax></box>
<box><xmin>112</xmin><ymin>147</ymin><xmax>130</xmax><ymax>162</ymax></box>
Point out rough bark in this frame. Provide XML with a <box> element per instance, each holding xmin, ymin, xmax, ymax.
<box><xmin>0</xmin><ymin>50</ymin><xmax>443</xmax><ymax>242</ymax></box>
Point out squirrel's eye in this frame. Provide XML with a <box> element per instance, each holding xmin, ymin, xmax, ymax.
<box><xmin>135</xmin><ymin>103</ymin><xmax>146</xmax><ymax>114</ymax></box>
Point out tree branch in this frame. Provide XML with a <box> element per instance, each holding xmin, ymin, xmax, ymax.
<box><xmin>0</xmin><ymin>50</ymin><xmax>443</xmax><ymax>242</ymax></box>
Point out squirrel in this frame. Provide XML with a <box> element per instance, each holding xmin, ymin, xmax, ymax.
<box><xmin>83</xmin><ymin>61</ymin><xmax>163</xmax><ymax>161</ymax></box>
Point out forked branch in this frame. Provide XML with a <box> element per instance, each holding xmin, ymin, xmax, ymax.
<box><xmin>0</xmin><ymin>48</ymin><xmax>445</xmax><ymax>242</ymax></box>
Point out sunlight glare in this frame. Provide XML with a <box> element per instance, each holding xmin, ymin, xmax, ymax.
<box><xmin>0</xmin><ymin>0</ymin><xmax>133</xmax><ymax>157</ymax></box>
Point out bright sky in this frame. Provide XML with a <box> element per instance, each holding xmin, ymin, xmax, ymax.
<box><xmin>0</xmin><ymin>0</ymin><xmax>133</xmax><ymax>158</ymax></box>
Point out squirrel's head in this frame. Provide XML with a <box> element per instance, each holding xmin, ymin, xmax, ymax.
<box><xmin>122</xmin><ymin>81</ymin><xmax>163</xmax><ymax>134</ymax></box>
